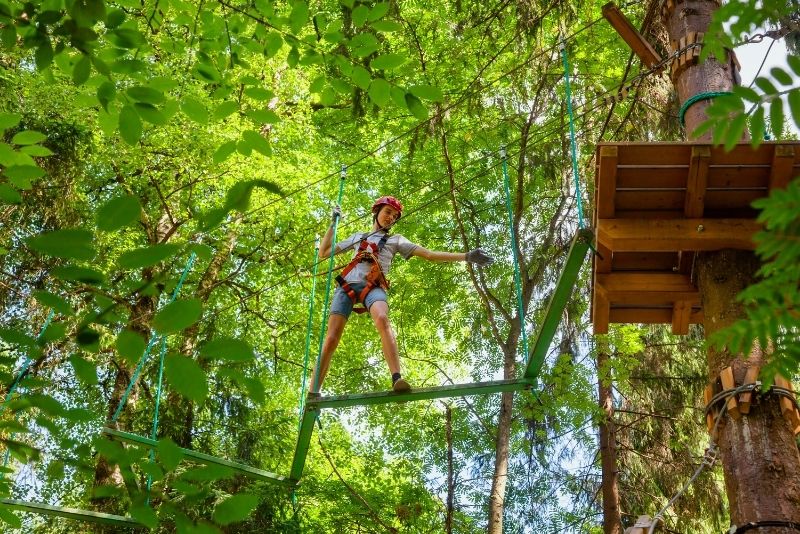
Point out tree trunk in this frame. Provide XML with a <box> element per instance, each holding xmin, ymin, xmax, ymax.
<box><xmin>445</xmin><ymin>403</ymin><xmax>454</xmax><ymax>534</ymax></box>
<box><xmin>597</xmin><ymin>349</ymin><xmax>623</xmax><ymax>534</ymax></box>
<box><xmin>664</xmin><ymin>1</ymin><xmax>800</xmax><ymax>528</ymax></box>
<box><xmin>487</xmin><ymin>348</ymin><xmax>516</xmax><ymax>534</ymax></box>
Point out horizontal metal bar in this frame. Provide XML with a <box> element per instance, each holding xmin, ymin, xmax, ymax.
<box><xmin>525</xmin><ymin>228</ymin><xmax>593</xmax><ymax>381</ymax></box>
<box><xmin>308</xmin><ymin>379</ymin><xmax>533</xmax><ymax>410</ymax></box>
<box><xmin>0</xmin><ymin>499</ymin><xmax>140</xmax><ymax>527</ymax></box>
<box><xmin>102</xmin><ymin>428</ymin><xmax>288</xmax><ymax>485</ymax></box>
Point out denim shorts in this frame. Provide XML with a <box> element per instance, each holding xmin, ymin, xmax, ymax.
<box><xmin>330</xmin><ymin>281</ymin><xmax>387</xmax><ymax>318</ymax></box>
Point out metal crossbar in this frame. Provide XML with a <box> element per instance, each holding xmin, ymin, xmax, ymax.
<box><xmin>524</xmin><ymin>228</ymin><xmax>593</xmax><ymax>381</ymax></box>
<box><xmin>0</xmin><ymin>499</ymin><xmax>141</xmax><ymax>527</ymax></box>
<box><xmin>289</xmin><ymin>378</ymin><xmax>533</xmax><ymax>482</ymax></box>
<box><xmin>102</xmin><ymin>428</ymin><xmax>289</xmax><ymax>485</ymax></box>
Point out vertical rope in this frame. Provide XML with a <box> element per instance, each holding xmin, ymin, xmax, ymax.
<box><xmin>561</xmin><ymin>41</ymin><xmax>586</xmax><ymax>229</ymax></box>
<box><xmin>145</xmin><ymin>335</ymin><xmax>168</xmax><ymax>500</ymax></box>
<box><xmin>2</xmin><ymin>309</ymin><xmax>55</xmax><ymax>471</ymax></box>
<box><xmin>500</xmin><ymin>147</ymin><xmax>530</xmax><ymax>364</ymax></box>
<box><xmin>111</xmin><ymin>252</ymin><xmax>197</xmax><ymax>423</ymax></box>
<box><xmin>298</xmin><ymin>236</ymin><xmax>321</xmax><ymax>423</ymax></box>
<box><xmin>311</xmin><ymin>166</ymin><xmax>347</xmax><ymax>394</ymax></box>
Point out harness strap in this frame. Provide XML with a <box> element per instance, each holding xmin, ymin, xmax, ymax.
<box><xmin>336</xmin><ymin>231</ymin><xmax>391</xmax><ymax>314</ymax></box>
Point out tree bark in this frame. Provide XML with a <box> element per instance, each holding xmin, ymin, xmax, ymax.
<box><xmin>664</xmin><ymin>1</ymin><xmax>800</xmax><ymax>529</ymax></box>
<box><xmin>487</xmin><ymin>349</ymin><xmax>516</xmax><ymax>534</ymax></box>
<box><xmin>597</xmin><ymin>349</ymin><xmax>623</xmax><ymax>534</ymax></box>
<box><xmin>445</xmin><ymin>403</ymin><xmax>454</xmax><ymax>534</ymax></box>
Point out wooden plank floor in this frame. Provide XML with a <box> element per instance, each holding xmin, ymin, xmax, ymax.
<box><xmin>591</xmin><ymin>141</ymin><xmax>800</xmax><ymax>334</ymax></box>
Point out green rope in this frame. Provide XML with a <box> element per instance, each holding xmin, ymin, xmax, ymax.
<box><xmin>111</xmin><ymin>252</ymin><xmax>197</xmax><ymax>423</ymax></box>
<box><xmin>500</xmin><ymin>147</ymin><xmax>530</xmax><ymax>365</ymax></box>
<box><xmin>2</xmin><ymin>309</ymin><xmax>55</xmax><ymax>471</ymax></box>
<box><xmin>145</xmin><ymin>335</ymin><xmax>168</xmax><ymax>501</ymax></box>
<box><xmin>311</xmin><ymin>166</ymin><xmax>347</xmax><ymax>394</ymax></box>
<box><xmin>561</xmin><ymin>42</ymin><xmax>585</xmax><ymax>229</ymax></box>
<box><xmin>678</xmin><ymin>91</ymin><xmax>732</xmax><ymax>127</ymax></box>
<box><xmin>298</xmin><ymin>236</ymin><xmax>321</xmax><ymax>423</ymax></box>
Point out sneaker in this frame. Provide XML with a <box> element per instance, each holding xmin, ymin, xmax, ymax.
<box><xmin>392</xmin><ymin>378</ymin><xmax>411</xmax><ymax>392</ymax></box>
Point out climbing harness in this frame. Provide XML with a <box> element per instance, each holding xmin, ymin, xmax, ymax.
<box><xmin>335</xmin><ymin>232</ymin><xmax>391</xmax><ymax>314</ymax></box>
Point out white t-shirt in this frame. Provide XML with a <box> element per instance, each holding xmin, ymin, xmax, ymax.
<box><xmin>335</xmin><ymin>231</ymin><xmax>418</xmax><ymax>283</ymax></box>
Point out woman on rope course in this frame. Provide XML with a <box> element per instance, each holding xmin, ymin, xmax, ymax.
<box><xmin>309</xmin><ymin>195</ymin><xmax>494</xmax><ymax>395</ymax></box>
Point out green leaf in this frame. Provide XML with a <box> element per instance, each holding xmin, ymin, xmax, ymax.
<box><xmin>0</xmin><ymin>184</ymin><xmax>21</xmax><ymax>204</ymax></box>
<box><xmin>69</xmin><ymin>354</ymin><xmax>98</xmax><ymax>385</ymax></box>
<box><xmin>110</xmin><ymin>28</ymin><xmax>145</xmax><ymax>49</ymax></box>
<box><xmin>35</xmin><ymin>41</ymin><xmax>54</xmax><ymax>71</ymax></box>
<box><xmin>51</xmin><ymin>265</ymin><xmax>106</xmax><ymax>285</ymax></box>
<box><xmin>788</xmin><ymin>89</ymin><xmax>800</xmax><ymax>131</ymax></box>
<box><xmin>368</xmin><ymin>78</ymin><xmax>391</xmax><ymax>107</ymax></box>
<box><xmin>390</xmin><ymin>85</ymin><xmax>408</xmax><ymax>109</ymax></box>
<box><xmin>11</xmin><ymin>131</ymin><xmax>47</xmax><ymax>145</ymax></box>
<box><xmin>4</xmin><ymin>165</ymin><xmax>45</xmax><ymax>182</ymax></box>
<box><xmin>26</xmin><ymin>228</ymin><xmax>95</xmax><ymax>260</ymax></box>
<box><xmin>409</xmin><ymin>84</ymin><xmax>443</xmax><ymax>102</ymax></box>
<box><xmin>238</xmin><ymin>377</ymin><xmax>265</xmax><ymax>404</ymax></box>
<box><xmin>247</xmin><ymin>108</ymin><xmax>280</xmax><ymax>124</ymax></box>
<box><xmin>240</xmin><ymin>130</ymin><xmax>271</xmax><ymax>157</ymax></box>
<box><xmin>165</xmin><ymin>353</ymin><xmax>207</xmax><ymax>404</ymax></box>
<box><xmin>724</xmin><ymin>113</ymin><xmax>747</xmax><ymax>151</ymax></box>
<box><xmin>787</xmin><ymin>54</ymin><xmax>800</xmax><ymax>76</ymax></box>
<box><xmin>181</xmin><ymin>97</ymin><xmax>208</xmax><ymax>124</ymax></box>
<box><xmin>368</xmin><ymin>2</ymin><xmax>390</xmax><ymax>21</ymax></box>
<box><xmin>119</xmin><ymin>105</ymin><xmax>143</xmax><ymax>145</ymax></box>
<box><xmin>0</xmin><ymin>113</ymin><xmax>21</xmax><ymax>131</ymax></box>
<box><xmin>117</xmin><ymin>243</ymin><xmax>181</xmax><ymax>270</ymax></box>
<box><xmin>770</xmin><ymin>98</ymin><xmax>784</xmax><ymax>139</ymax></box>
<box><xmin>20</xmin><ymin>145</ymin><xmax>54</xmax><ymax>157</ymax></box>
<box><xmin>244</xmin><ymin>87</ymin><xmax>273</xmax><ymax>101</ymax></box>
<box><xmin>0</xmin><ymin>505</ymin><xmax>22</xmax><ymax>528</ymax></box>
<box><xmin>287</xmin><ymin>47</ymin><xmax>299</xmax><ymax>68</ymax></box>
<box><xmin>153</xmin><ymin>299</ymin><xmax>202</xmax><ymax>334</ymax></box>
<box><xmin>134</xmin><ymin>102</ymin><xmax>167</xmax><ymax>125</ymax></box>
<box><xmin>0</xmin><ymin>328</ymin><xmax>36</xmax><ymax>348</ymax></box>
<box><xmin>127</xmin><ymin>86</ymin><xmax>164</xmax><ymax>104</ymax></box>
<box><xmin>33</xmin><ymin>290</ymin><xmax>73</xmax><ymax>315</ymax></box>
<box><xmin>755</xmin><ymin>77</ymin><xmax>778</xmax><ymax>95</ymax></box>
<box><xmin>157</xmin><ymin>437</ymin><xmax>184</xmax><ymax>472</ymax></box>
<box><xmin>213</xmin><ymin>141</ymin><xmax>238</xmax><ymax>164</ymax></box>
<box><xmin>264</xmin><ymin>32</ymin><xmax>283</xmax><ymax>58</ymax></box>
<box><xmin>370</xmin><ymin>20</ymin><xmax>402</xmax><ymax>32</ymax></box>
<box><xmin>212</xmin><ymin>493</ymin><xmax>259</xmax><ymax>525</ymax></box>
<box><xmin>371</xmin><ymin>53</ymin><xmax>406</xmax><ymax>70</ymax></box>
<box><xmin>199</xmin><ymin>337</ymin><xmax>255</xmax><ymax>361</ymax></box>
<box><xmin>288</xmin><ymin>1</ymin><xmax>308</xmax><ymax>34</ymax></box>
<box><xmin>72</xmin><ymin>55</ymin><xmax>91</xmax><ymax>86</ymax></box>
<box><xmin>351</xmin><ymin>5</ymin><xmax>369</xmax><ymax>27</ymax></box>
<box><xmin>213</xmin><ymin>101</ymin><xmax>239</xmax><ymax>121</ymax></box>
<box><xmin>96</xmin><ymin>194</ymin><xmax>141</xmax><ymax>232</ymax></box>
<box><xmin>350</xmin><ymin>66</ymin><xmax>371</xmax><ymax>91</ymax></box>
<box><xmin>770</xmin><ymin>66</ymin><xmax>793</xmax><ymax>86</ymax></box>
<box><xmin>750</xmin><ymin>105</ymin><xmax>766</xmax><ymax>147</ymax></box>
<box><xmin>116</xmin><ymin>330</ymin><xmax>148</xmax><ymax>366</ymax></box>
<box><xmin>129</xmin><ymin>502</ymin><xmax>158</xmax><ymax>529</ymax></box>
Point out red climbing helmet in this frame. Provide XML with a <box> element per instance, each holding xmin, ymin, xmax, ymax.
<box><xmin>371</xmin><ymin>195</ymin><xmax>403</xmax><ymax>218</ymax></box>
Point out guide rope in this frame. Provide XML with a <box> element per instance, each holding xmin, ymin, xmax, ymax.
<box><xmin>500</xmin><ymin>147</ymin><xmax>530</xmax><ymax>364</ymax></box>
<box><xmin>560</xmin><ymin>41</ymin><xmax>586</xmax><ymax>229</ymax></box>
<box><xmin>298</xmin><ymin>235</ymin><xmax>321</xmax><ymax>422</ymax></box>
<box><xmin>310</xmin><ymin>166</ymin><xmax>347</xmax><ymax>395</ymax></box>
<box><xmin>111</xmin><ymin>252</ymin><xmax>197</xmax><ymax>423</ymax></box>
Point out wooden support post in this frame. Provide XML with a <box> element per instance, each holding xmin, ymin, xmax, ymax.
<box><xmin>625</xmin><ymin>515</ymin><xmax>656</xmax><ymax>534</ymax></box>
<box><xmin>769</xmin><ymin>144</ymin><xmax>796</xmax><ymax>191</ymax></box>
<box><xmin>774</xmin><ymin>375</ymin><xmax>800</xmax><ymax>433</ymax></box>
<box><xmin>671</xmin><ymin>300</ymin><xmax>691</xmax><ymax>335</ymax></box>
<box><xmin>738</xmin><ymin>366</ymin><xmax>760</xmax><ymax>415</ymax></box>
<box><xmin>720</xmin><ymin>367</ymin><xmax>741</xmax><ymax>420</ymax></box>
<box><xmin>596</xmin><ymin>218</ymin><xmax>759</xmax><ymax>252</ymax></box>
<box><xmin>597</xmin><ymin>145</ymin><xmax>618</xmax><ymax>219</ymax></box>
<box><xmin>704</xmin><ymin>384</ymin><xmax>716</xmax><ymax>436</ymax></box>
<box><xmin>601</xmin><ymin>2</ymin><xmax>662</xmax><ymax>68</ymax></box>
<box><xmin>685</xmin><ymin>145</ymin><xmax>711</xmax><ymax>218</ymax></box>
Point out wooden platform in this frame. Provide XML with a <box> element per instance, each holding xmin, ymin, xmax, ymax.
<box><xmin>592</xmin><ymin>141</ymin><xmax>800</xmax><ymax>334</ymax></box>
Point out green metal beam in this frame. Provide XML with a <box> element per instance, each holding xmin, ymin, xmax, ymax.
<box><xmin>289</xmin><ymin>404</ymin><xmax>319</xmax><ymax>483</ymax></box>
<box><xmin>524</xmin><ymin>228</ymin><xmax>593</xmax><ymax>381</ymax></box>
<box><xmin>0</xmin><ymin>499</ymin><xmax>141</xmax><ymax>527</ymax></box>
<box><xmin>102</xmin><ymin>428</ymin><xmax>289</xmax><ymax>485</ymax></box>
<box><xmin>310</xmin><ymin>379</ymin><xmax>533</xmax><ymax>410</ymax></box>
